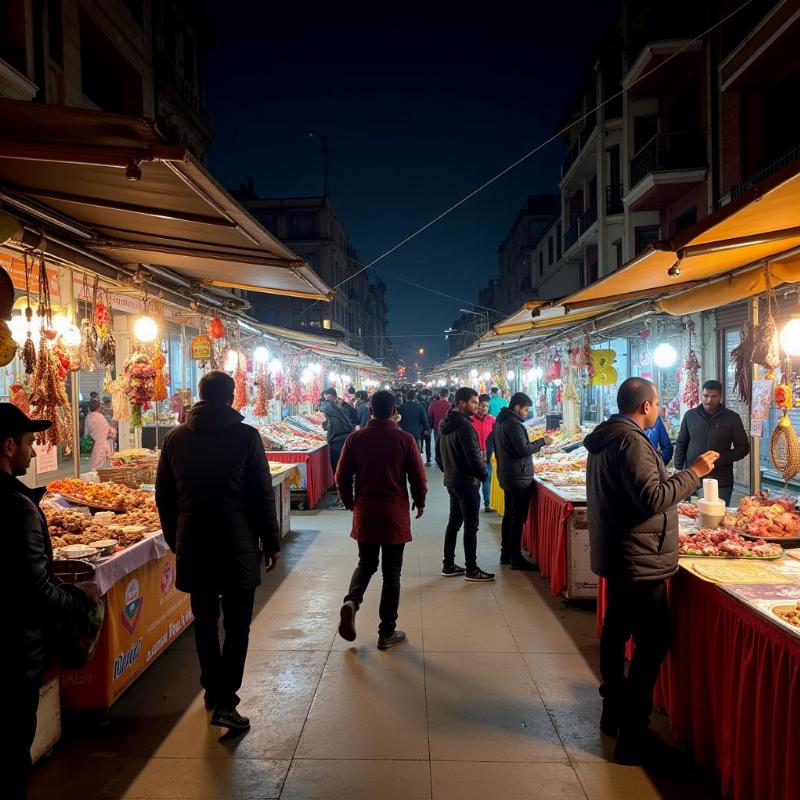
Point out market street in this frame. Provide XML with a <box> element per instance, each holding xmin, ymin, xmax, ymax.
<box><xmin>28</xmin><ymin>471</ymin><xmax>721</xmax><ymax>800</ymax></box>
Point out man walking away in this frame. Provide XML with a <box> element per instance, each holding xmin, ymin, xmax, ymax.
<box><xmin>471</xmin><ymin>394</ymin><xmax>496</xmax><ymax>512</ymax></box>
<box><xmin>436</xmin><ymin>387</ymin><xmax>494</xmax><ymax>582</ymax></box>
<box><xmin>493</xmin><ymin>392</ymin><xmax>552</xmax><ymax>569</ymax></box>
<box><xmin>3</xmin><ymin>404</ymin><xmax>94</xmax><ymax>800</ymax></box>
<box><xmin>336</xmin><ymin>390</ymin><xmax>427</xmax><ymax>649</ymax></box>
<box><xmin>321</xmin><ymin>388</ymin><xmax>355</xmax><ymax>475</ymax></box>
<box><xmin>488</xmin><ymin>386</ymin><xmax>509</xmax><ymax>418</ymax></box>
<box><xmin>397</xmin><ymin>389</ymin><xmax>429</xmax><ymax>452</ymax></box>
<box><xmin>156</xmin><ymin>371</ymin><xmax>281</xmax><ymax>733</ymax></box>
<box><xmin>585</xmin><ymin>377</ymin><xmax>718</xmax><ymax>764</ymax></box>
<box><xmin>419</xmin><ymin>390</ymin><xmax>433</xmax><ymax>465</ymax></box>
<box><xmin>354</xmin><ymin>390</ymin><xmax>370</xmax><ymax>428</ymax></box>
<box><xmin>427</xmin><ymin>387</ymin><xmax>452</xmax><ymax>453</ymax></box>
<box><xmin>674</xmin><ymin>379</ymin><xmax>748</xmax><ymax>506</ymax></box>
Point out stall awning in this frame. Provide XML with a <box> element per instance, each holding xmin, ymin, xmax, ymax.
<box><xmin>0</xmin><ymin>100</ymin><xmax>332</xmax><ymax>301</ymax></box>
<box><xmin>561</xmin><ymin>165</ymin><xmax>800</xmax><ymax>313</ymax></box>
<box><xmin>492</xmin><ymin>301</ymin><xmax>618</xmax><ymax>336</ymax></box>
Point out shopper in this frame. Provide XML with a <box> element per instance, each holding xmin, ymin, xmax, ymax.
<box><xmin>354</xmin><ymin>390</ymin><xmax>371</xmax><ymax>428</ymax></box>
<box><xmin>585</xmin><ymin>377</ymin><xmax>718</xmax><ymax>764</ymax></box>
<box><xmin>156</xmin><ymin>371</ymin><xmax>281</xmax><ymax>733</ymax></box>
<box><xmin>321</xmin><ymin>387</ymin><xmax>355</xmax><ymax>474</ymax></box>
<box><xmin>493</xmin><ymin>392</ymin><xmax>552</xmax><ymax>569</ymax></box>
<box><xmin>397</xmin><ymin>389</ymin><xmax>429</xmax><ymax>451</ymax></box>
<box><xmin>645</xmin><ymin>414</ymin><xmax>673</xmax><ymax>466</ymax></box>
<box><xmin>84</xmin><ymin>398</ymin><xmax>113</xmax><ymax>471</ymax></box>
<box><xmin>336</xmin><ymin>390</ymin><xmax>427</xmax><ymax>649</ymax></box>
<box><xmin>435</xmin><ymin>387</ymin><xmax>494</xmax><ymax>581</ymax></box>
<box><xmin>3</xmin><ymin>404</ymin><xmax>93</xmax><ymax>799</ymax></box>
<box><xmin>419</xmin><ymin>390</ymin><xmax>433</xmax><ymax>465</ymax></box>
<box><xmin>427</xmin><ymin>387</ymin><xmax>452</xmax><ymax>451</ymax></box>
<box><xmin>488</xmin><ymin>386</ymin><xmax>508</xmax><ymax>418</ymax></box>
<box><xmin>673</xmin><ymin>379</ymin><xmax>749</xmax><ymax>505</ymax></box>
<box><xmin>340</xmin><ymin>388</ymin><xmax>360</xmax><ymax>427</ymax></box>
<box><xmin>471</xmin><ymin>394</ymin><xmax>496</xmax><ymax>511</ymax></box>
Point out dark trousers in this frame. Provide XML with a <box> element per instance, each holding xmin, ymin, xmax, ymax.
<box><xmin>345</xmin><ymin>542</ymin><xmax>405</xmax><ymax>637</ymax></box>
<box><xmin>501</xmin><ymin>485</ymin><xmax>533</xmax><ymax>564</ymax></box>
<box><xmin>444</xmin><ymin>485</ymin><xmax>480</xmax><ymax>571</ymax></box>
<box><xmin>599</xmin><ymin>577</ymin><xmax>671</xmax><ymax>732</ymax></box>
<box><xmin>421</xmin><ymin>432</ymin><xmax>432</xmax><ymax>462</ymax></box>
<box><xmin>329</xmin><ymin>439</ymin><xmax>345</xmax><ymax>474</ymax></box>
<box><xmin>190</xmin><ymin>587</ymin><xmax>256</xmax><ymax>710</ymax></box>
<box><xmin>7</xmin><ymin>677</ymin><xmax>39</xmax><ymax>799</ymax></box>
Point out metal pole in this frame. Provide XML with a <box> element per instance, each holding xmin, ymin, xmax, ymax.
<box><xmin>70</xmin><ymin>371</ymin><xmax>80</xmax><ymax>478</ymax></box>
<box><xmin>750</xmin><ymin>297</ymin><xmax>761</xmax><ymax>494</ymax></box>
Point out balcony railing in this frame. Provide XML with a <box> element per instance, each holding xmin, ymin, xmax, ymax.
<box><xmin>156</xmin><ymin>53</ymin><xmax>213</xmax><ymax>131</ymax></box>
<box><xmin>606</xmin><ymin>183</ymin><xmax>624</xmax><ymax>215</ymax></box>
<box><xmin>731</xmin><ymin>140</ymin><xmax>800</xmax><ymax>200</ymax></box>
<box><xmin>579</xmin><ymin>202</ymin><xmax>598</xmax><ymax>233</ymax></box>
<box><xmin>561</xmin><ymin>114</ymin><xmax>598</xmax><ymax>177</ymax></box>
<box><xmin>629</xmin><ymin>131</ymin><xmax>706</xmax><ymax>189</ymax></box>
<box><xmin>564</xmin><ymin>220</ymin><xmax>579</xmax><ymax>251</ymax></box>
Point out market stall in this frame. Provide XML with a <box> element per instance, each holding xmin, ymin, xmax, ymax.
<box><xmin>266</xmin><ymin>445</ymin><xmax>333</xmax><ymax>510</ymax></box>
<box><xmin>270</xmin><ymin>461</ymin><xmax>301</xmax><ymax>538</ymax></box>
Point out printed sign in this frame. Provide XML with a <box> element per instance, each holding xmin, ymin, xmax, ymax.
<box><xmin>750</xmin><ymin>379</ymin><xmax>774</xmax><ymax>437</ymax></box>
<box><xmin>1</xmin><ymin>252</ymin><xmax>61</xmax><ymax>302</ymax></box>
<box><xmin>33</xmin><ymin>442</ymin><xmax>58</xmax><ymax>474</ymax></box>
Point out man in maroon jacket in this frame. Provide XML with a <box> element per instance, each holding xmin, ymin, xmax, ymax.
<box><xmin>335</xmin><ymin>390</ymin><xmax>427</xmax><ymax>649</ymax></box>
<box><xmin>427</xmin><ymin>387</ymin><xmax>452</xmax><ymax>454</ymax></box>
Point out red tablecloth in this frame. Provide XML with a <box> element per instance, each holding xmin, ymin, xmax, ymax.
<box><xmin>597</xmin><ymin>570</ymin><xmax>800</xmax><ymax>800</ymax></box>
<box><xmin>266</xmin><ymin>444</ymin><xmax>333</xmax><ymax>509</ymax></box>
<box><xmin>522</xmin><ymin>482</ymin><xmax>573</xmax><ymax>596</ymax></box>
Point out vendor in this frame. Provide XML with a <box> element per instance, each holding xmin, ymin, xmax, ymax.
<box><xmin>674</xmin><ymin>379</ymin><xmax>749</xmax><ymax>506</ymax></box>
<box><xmin>84</xmin><ymin>398</ymin><xmax>113</xmax><ymax>471</ymax></box>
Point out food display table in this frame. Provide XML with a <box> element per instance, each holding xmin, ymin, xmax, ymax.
<box><xmin>266</xmin><ymin>444</ymin><xmax>333</xmax><ymax>510</ymax></box>
<box><xmin>270</xmin><ymin>462</ymin><xmax>301</xmax><ymax>539</ymax></box>
<box><xmin>59</xmin><ymin>532</ymin><xmax>193</xmax><ymax>711</ymax></box>
<box><xmin>522</xmin><ymin>480</ymin><xmax>596</xmax><ymax>599</ymax></box>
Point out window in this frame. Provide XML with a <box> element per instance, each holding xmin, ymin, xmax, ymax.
<box><xmin>288</xmin><ymin>212</ymin><xmax>318</xmax><ymax>238</ymax></box>
<box><xmin>547</xmin><ymin>237</ymin><xmax>554</xmax><ymax>265</ymax></box>
<box><xmin>635</xmin><ymin>224</ymin><xmax>661</xmax><ymax>254</ymax></box>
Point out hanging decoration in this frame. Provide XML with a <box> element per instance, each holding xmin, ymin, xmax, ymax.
<box><xmin>29</xmin><ymin>331</ymin><xmax>73</xmax><ymax>452</ymax></box>
<box><xmin>680</xmin><ymin>319</ymin><xmax>701</xmax><ymax>408</ymax></box>
<box><xmin>752</xmin><ymin>269</ymin><xmax>780</xmax><ymax>369</ymax></box>
<box><xmin>9</xmin><ymin>383</ymin><xmax>30</xmax><ymax>414</ymax></box>
<box><xmin>123</xmin><ymin>351</ymin><xmax>156</xmax><ymax>427</ymax></box>
<box><xmin>592</xmin><ymin>349</ymin><xmax>617</xmax><ymax>386</ymax></box>
<box><xmin>209</xmin><ymin>317</ymin><xmax>225</xmax><ymax>340</ymax></box>
<box><xmin>731</xmin><ymin>323</ymin><xmax>754</xmax><ymax>405</ymax></box>
<box><xmin>80</xmin><ymin>274</ymin><xmax>97</xmax><ymax>371</ymax></box>
<box><xmin>233</xmin><ymin>360</ymin><xmax>248</xmax><ymax>410</ymax></box>
<box><xmin>190</xmin><ymin>334</ymin><xmax>212</xmax><ymax>361</ymax></box>
<box><xmin>152</xmin><ymin>346</ymin><xmax>168</xmax><ymax>402</ymax></box>
<box><xmin>20</xmin><ymin>253</ymin><xmax>36</xmax><ymax>374</ymax></box>
<box><xmin>254</xmin><ymin>367</ymin><xmax>269</xmax><ymax>416</ymax></box>
<box><xmin>581</xmin><ymin>335</ymin><xmax>595</xmax><ymax>380</ymax></box>
<box><xmin>110</xmin><ymin>376</ymin><xmax>130</xmax><ymax>422</ymax></box>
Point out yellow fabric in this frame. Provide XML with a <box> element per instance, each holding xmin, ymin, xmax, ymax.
<box><xmin>493</xmin><ymin>306</ymin><xmax>615</xmax><ymax>336</ymax></box>
<box><xmin>489</xmin><ymin>454</ymin><xmax>505</xmax><ymax>515</ymax></box>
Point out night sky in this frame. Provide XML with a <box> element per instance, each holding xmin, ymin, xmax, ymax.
<box><xmin>205</xmin><ymin>1</ymin><xmax>621</xmax><ymax>366</ymax></box>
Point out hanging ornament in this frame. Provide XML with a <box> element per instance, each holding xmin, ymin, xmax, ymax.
<box><xmin>233</xmin><ymin>360</ymin><xmax>247</xmax><ymax>410</ymax></box>
<box><xmin>254</xmin><ymin>367</ymin><xmax>269</xmax><ymax>416</ymax></box>
<box><xmin>9</xmin><ymin>383</ymin><xmax>30</xmax><ymax>414</ymax></box>
<box><xmin>152</xmin><ymin>346</ymin><xmax>168</xmax><ymax>402</ymax></box>
<box><xmin>123</xmin><ymin>351</ymin><xmax>156</xmax><ymax>427</ymax></box>
<box><xmin>680</xmin><ymin>320</ymin><xmax>701</xmax><ymax>408</ymax></box>
<box><xmin>209</xmin><ymin>317</ymin><xmax>225</xmax><ymax>340</ymax></box>
<box><xmin>29</xmin><ymin>330</ymin><xmax>72</xmax><ymax>452</ymax></box>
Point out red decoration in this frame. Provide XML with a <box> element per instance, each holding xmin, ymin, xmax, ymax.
<box><xmin>209</xmin><ymin>317</ymin><xmax>225</xmax><ymax>340</ymax></box>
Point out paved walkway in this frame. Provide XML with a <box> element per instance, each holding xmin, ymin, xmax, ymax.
<box><xmin>30</xmin><ymin>470</ymin><xmax>722</xmax><ymax>799</ymax></box>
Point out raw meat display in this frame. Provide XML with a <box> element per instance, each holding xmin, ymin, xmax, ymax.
<box><xmin>678</xmin><ymin>502</ymin><xmax>699</xmax><ymax>519</ymax></box>
<box><xmin>736</xmin><ymin>492</ymin><xmax>800</xmax><ymax>538</ymax></box>
<box><xmin>678</xmin><ymin>527</ymin><xmax>783</xmax><ymax>558</ymax></box>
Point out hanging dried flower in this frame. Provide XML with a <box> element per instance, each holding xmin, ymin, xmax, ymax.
<box><xmin>233</xmin><ymin>363</ymin><xmax>248</xmax><ymax>410</ymax></box>
<box><xmin>151</xmin><ymin>348</ymin><xmax>168</xmax><ymax>402</ymax></box>
<box><xmin>29</xmin><ymin>331</ymin><xmax>72</xmax><ymax>452</ymax></box>
<box><xmin>123</xmin><ymin>351</ymin><xmax>156</xmax><ymax>427</ymax></box>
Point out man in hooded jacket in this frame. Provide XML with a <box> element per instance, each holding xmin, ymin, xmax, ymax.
<box><xmin>584</xmin><ymin>377</ymin><xmax>718</xmax><ymax>764</ymax></box>
<box><xmin>321</xmin><ymin>387</ymin><xmax>355</xmax><ymax>473</ymax></box>
<box><xmin>156</xmin><ymin>371</ymin><xmax>281</xmax><ymax>733</ymax></box>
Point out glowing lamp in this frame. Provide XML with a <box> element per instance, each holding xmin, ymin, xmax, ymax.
<box><xmin>133</xmin><ymin>315</ymin><xmax>158</xmax><ymax>342</ymax></box>
<box><xmin>225</xmin><ymin>349</ymin><xmax>238</xmax><ymax>372</ymax></box>
<box><xmin>253</xmin><ymin>346</ymin><xmax>270</xmax><ymax>364</ymax></box>
<box><xmin>506</xmin><ymin>370</ymin><xmax>515</xmax><ymax>381</ymax></box>
<box><xmin>268</xmin><ymin>359</ymin><xmax>283</xmax><ymax>375</ymax></box>
<box><xmin>780</xmin><ymin>317</ymin><xmax>800</xmax><ymax>357</ymax></box>
<box><xmin>653</xmin><ymin>343</ymin><xmax>678</xmax><ymax>369</ymax></box>
<box><xmin>8</xmin><ymin>315</ymin><xmax>28</xmax><ymax>347</ymax></box>
<box><xmin>469</xmin><ymin>369</ymin><xmax>478</xmax><ymax>379</ymax></box>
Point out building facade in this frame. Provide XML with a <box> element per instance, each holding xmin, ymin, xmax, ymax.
<box><xmin>0</xmin><ymin>0</ymin><xmax>212</xmax><ymax>160</ymax></box>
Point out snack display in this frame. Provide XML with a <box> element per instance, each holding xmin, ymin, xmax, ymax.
<box><xmin>773</xmin><ymin>601</ymin><xmax>800</xmax><ymax>628</ymax></box>
<box><xmin>255</xmin><ymin>419</ymin><xmax>326</xmax><ymax>450</ymax></box>
<box><xmin>736</xmin><ymin>492</ymin><xmax>800</xmax><ymax>539</ymax></box>
<box><xmin>47</xmin><ymin>478</ymin><xmax>156</xmax><ymax>512</ymax></box>
<box><xmin>678</xmin><ymin>527</ymin><xmax>783</xmax><ymax>559</ymax></box>
<box><xmin>94</xmin><ymin>508</ymin><xmax>161</xmax><ymax>533</ymax></box>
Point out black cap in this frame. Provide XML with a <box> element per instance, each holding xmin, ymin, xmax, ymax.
<box><xmin>0</xmin><ymin>403</ymin><xmax>52</xmax><ymax>439</ymax></box>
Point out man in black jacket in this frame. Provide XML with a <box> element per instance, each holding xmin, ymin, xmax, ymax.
<box><xmin>397</xmin><ymin>389</ymin><xmax>430</xmax><ymax>453</ymax></box>
<box><xmin>493</xmin><ymin>392</ymin><xmax>552</xmax><ymax>570</ymax></box>
<box><xmin>585</xmin><ymin>378</ymin><xmax>718</xmax><ymax>764</ymax></box>
<box><xmin>156</xmin><ymin>372</ymin><xmax>281</xmax><ymax>733</ymax></box>
<box><xmin>321</xmin><ymin>388</ymin><xmax>355</xmax><ymax>472</ymax></box>
<box><xmin>674</xmin><ymin>379</ymin><xmax>749</xmax><ymax>505</ymax></box>
<box><xmin>2</xmin><ymin>404</ymin><xmax>92</xmax><ymax>798</ymax></box>
<box><xmin>435</xmin><ymin>387</ymin><xmax>494</xmax><ymax>581</ymax></box>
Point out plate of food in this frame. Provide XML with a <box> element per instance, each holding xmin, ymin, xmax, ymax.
<box><xmin>769</xmin><ymin>601</ymin><xmax>800</xmax><ymax>631</ymax></box>
<box><xmin>679</xmin><ymin>528</ymin><xmax>783</xmax><ymax>559</ymax></box>
<box><xmin>735</xmin><ymin>492</ymin><xmax>800</xmax><ymax>544</ymax></box>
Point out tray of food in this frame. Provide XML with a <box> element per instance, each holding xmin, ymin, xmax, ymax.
<box><xmin>679</xmin><ymin>528</ymin><xmax>783</xmax><ymax>559</ymax></box>
<box><xmin>735</xmin><ymin>492</ymin><xmax>800</xmax><ymax>544</ymax></box>
<box><xmin>47</xmin><ymin>478</ymin><xmax>155</xmax><ymax>513</ymax></box>
<box><xmin>770</xmin><ymin>600</ymin><xmax>800</xmax><ymax>630</ymax></box>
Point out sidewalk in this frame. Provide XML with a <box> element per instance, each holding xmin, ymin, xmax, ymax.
<box><xmin>29</xmin><ymin>469</ymin><xmax>722</xmax><ymax>799</ymax></box>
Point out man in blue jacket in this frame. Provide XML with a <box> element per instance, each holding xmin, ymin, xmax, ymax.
<box><xmin>645</xmin><ymin>415</ymin><xmax>673</xmax><ymax>465</ymax></box>
<box><xmin>397</xmin><ymin>390</ymin><xmax>429</xmax><ymax>452</ymax></box>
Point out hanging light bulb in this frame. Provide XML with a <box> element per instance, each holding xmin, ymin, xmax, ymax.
<box><xmin>526</xmin><ymin>368</ymin><xmax>536</xmax><ymax>382</ymax></box>
<box><xmin>224</xmin><ymin>349</ymin><xmax>238</xmax><ymax>372</ymax></box>
<box><xmin>653</xmin><ymin>343</ymin><xmax>678</xmax><ymax>368</ymax></box>
<box><xmin>506</xmin><ymin>370</ymin><xmax>515</xmax><ymax>381</ymax></box>
<box><xmin>8</xmin><ymin>314</ymin><xmax>28</xmax><ymax>347</ymax></box>
<box><xmin>780</xmin><ymin>317</ymin><xmax>800</xmax><ymax>357</ymax></box>
<box><xmin>482</xmin><ymin>371</ymin><xmax>491</xmax><ymax>381</ymax></box>
<box><xmin>268</xmin><ymin>359</ymin><xmax>283</xmax><ymax>375</ymax></box>
<box><xmin>384</xmin><ymin>384</ymin><xmax>391</xmax><ymax>390</ymax></box>
<box><xmin>533</xmin><ymin>366</ymin><xmax>544</xmax><ymax>379</ymax></box>
<box><xmin>253</xmin><ymin>345</ymin><xmax>270</xmax><ymax>364</ymax></box>
<box><xmin>51</xmin><ymin>313</ymin><xmax>70</xmax><ymax>337</ymax></box>
<box><xmin>133</xmin><ymin>314</ymin><xmax>158</xmax><ymax>342</ymax></box>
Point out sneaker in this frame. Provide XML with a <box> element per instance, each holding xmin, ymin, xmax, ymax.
<box><xmin>510</xmin><ymin>559</ymin><xmax>537</xmax><ymax>571</ymax></box>
<box><xmin>441</xmin><ymin>564</ymin><xmax>466</xmax><ymax>577</ymax></box>
<box><xmin>484</xmin><ymin>505</ymin><xmax>491</xmax><ymax>512</ymax></box>
<box><xmin>338</xmin><ymin>600</ymin><xmax>357</xmax><ymax>642</ymax></box>
<box><xmin>204</xmin><ymin>691</ymin><xmax>240</xmax><ymax>710</ymax></box>
<box><xmin>599</xmin><ymin>701</ymin><xmax>620</xmax><ymax>736</ymax></box>
<box><xmin>377</xmin><ymin>630</ymin><xmax>407</xmax><ymax>650</ymax></box>
<box><xmin>210</xmin><ymin>708</ymin><xmax>251</xmax><ymax>732</ymax></box>
<box><xmin>426</xmin><ymin>460</ymin><xmax>432</xmax><ymax>466</ymax></box>
<box><xmin>465</xmin><ymin>567</ymin><xmax>495</xmax><ymax>582</ymax></box>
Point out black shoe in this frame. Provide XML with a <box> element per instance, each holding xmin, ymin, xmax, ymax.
<box><xmin>204</xmin><ymin>691</ymin><xmax>240</xmax><ymax>710</ymax></box>
<box><xmin>377</xmin><ymin>630</ymin><xmax>407</xmax><ymax>650</ymax></box>
<box><xmin>614</xmin><ymin>729</ymin><xmax>683</xmax><ymax>766</ymax></box>
<box><xmin>600</xmin><ymin>702</ymin><xmax>620</xmax><ymax>736</ymax></box>
<box><xmin>441</xmin><ymin>564</ymin><xmax>466</xmax><ymax>577</ymax></box>
<box><xmin>338</xmin><ymin>600</ymin><xmax>357</xmax><ymax>642</ymax></box>
<box><xmin>465</xmin><ymin>567</ymin><xmax>495</xmax><ymax>582</ymax></box>
<box><xmin>510</xmin><ymin>560</ymin><xmax>537</xmax><ymax>571</ymax></box>
<box><xmin>499</xmin><ymin>556</ymin><xmax>510</xmax><ymax>565</ymax></box>
<box><xmin>210</xmin><ymin>708</ymin><xmax>251</xmax><ymax>731</ymax></box>
<box><xmin>484</xmin><ymin>505</ymin><xmax>491</xmax><ymax>512</ymax></box>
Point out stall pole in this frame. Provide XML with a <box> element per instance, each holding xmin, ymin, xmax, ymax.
<box><xmin>70</xmin><ymin>371</ymin><xmax>80</xmax><ymax>478</ymax></box>
<box><xmin>750</xmin><ymin>297</ymin><xmax>761</xmax><ymax>495</ymax></box>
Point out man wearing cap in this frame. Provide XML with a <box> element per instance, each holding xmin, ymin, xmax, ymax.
<box><xmin>1</xmin><ymin>404</ymin><xmax>93</xmax><ymax>799</ymax></box>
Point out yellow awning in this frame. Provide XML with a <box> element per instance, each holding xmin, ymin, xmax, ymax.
<box><xmin>493</xmin><ymin>302</ymin><xmax>617</xmax><ymax>336</ymax></box>
<box><xmin>562</xmin><ymin>165</ymin><xmax>800</xmax><ymax>311</ymax></box>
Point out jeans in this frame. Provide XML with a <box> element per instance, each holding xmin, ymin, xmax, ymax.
<box><xmin>599</xmin><ymin>578</ymin><xmax>670</xmax><ymax>733</ymax></box>
<box><xmin>329</xmin><ymin>439</ymin><xmax>346</xmax><ymax>474</ymax></box>
<box><xmin>421</xmin><ymin>432</ymin><xmax>432</xmax><ymax>462</ymax></box>
<box><xmin>444</xmin><ymin>485</ymin><xmax>480</xmax><ymax>570</ymax></box>
<box><xmin>190</xmin><ymin>586</ymin><xmax>256</xmax><ymax>710</ymax></box>
<box><xmin>6</xmin><ymin>676</ymin><xmax>39</xmax><ymax>799</ymax></box>
<box><xmin>345</xmin><ymin>542</ymin><xmax>405</xmax><ymax>637</ymax></box>
<box><xmin>501</xmin><ymin>485</ymin><xmax>533</xmax><ymax>564</ymax></box>
<box><xmin>481</xmin><ymin>460</ymin><xmax>493</xmax><ymax>508</ymax></box>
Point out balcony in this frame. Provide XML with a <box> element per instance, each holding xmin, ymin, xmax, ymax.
<box><xmin>731</xmin><ymin>140</ymin><xmax>800</xmax><ymax>200</ymax></box>
<box><xmin>155</xmin><ymin>52</ymin><xmax>213</xmax><ymax>134</ymax></box>
<box><xmin>626</xmin><ymin>131</ymin><xmax>706</xmax><ymax>211</ymax></box>
<box><xmin>606</xmin><ymin>183</ymin><xmax>624</xmax><ymax>215</ymax></box>
<box><xmin>561</xmin><ymin>114</ymin><xmax>598</xmax><ymax>178</ymax></box>
<box><xmin>564</xmin><ymin>220</ymin><xmax>579</xmax><ymax>252</ymax></box>
<box><xmin>579</xmin><ymin>202</ymin><xmax>598</xmax><ymax>235</ymax></box>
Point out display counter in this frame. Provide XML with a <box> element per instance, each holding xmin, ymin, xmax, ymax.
<box><xmin>270</xmin><ymin>462</ymin><xmax>301</xmax><ymax>539</ymax></box>
<box><xmin>265</xmin><ymin>444</ymin><xmax>333</xmax><ymax>509</ymax></box>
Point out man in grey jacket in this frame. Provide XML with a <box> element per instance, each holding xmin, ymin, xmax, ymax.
<box><xmin>585</xmin><ymin>378</ymin><xmax>718</xmax><ymax>765</ymax></box>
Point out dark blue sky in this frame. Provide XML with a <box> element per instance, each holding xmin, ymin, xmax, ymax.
<box><xmin>205</xmin><ymin>2</ymin><xmax>620</xmax><ymax>365</ymax></box>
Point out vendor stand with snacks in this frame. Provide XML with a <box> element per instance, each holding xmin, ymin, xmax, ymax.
<box><xmin>269</xmin><ymin>461</ymin><xmax>301</xmax><ymax>539</ymax></box>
